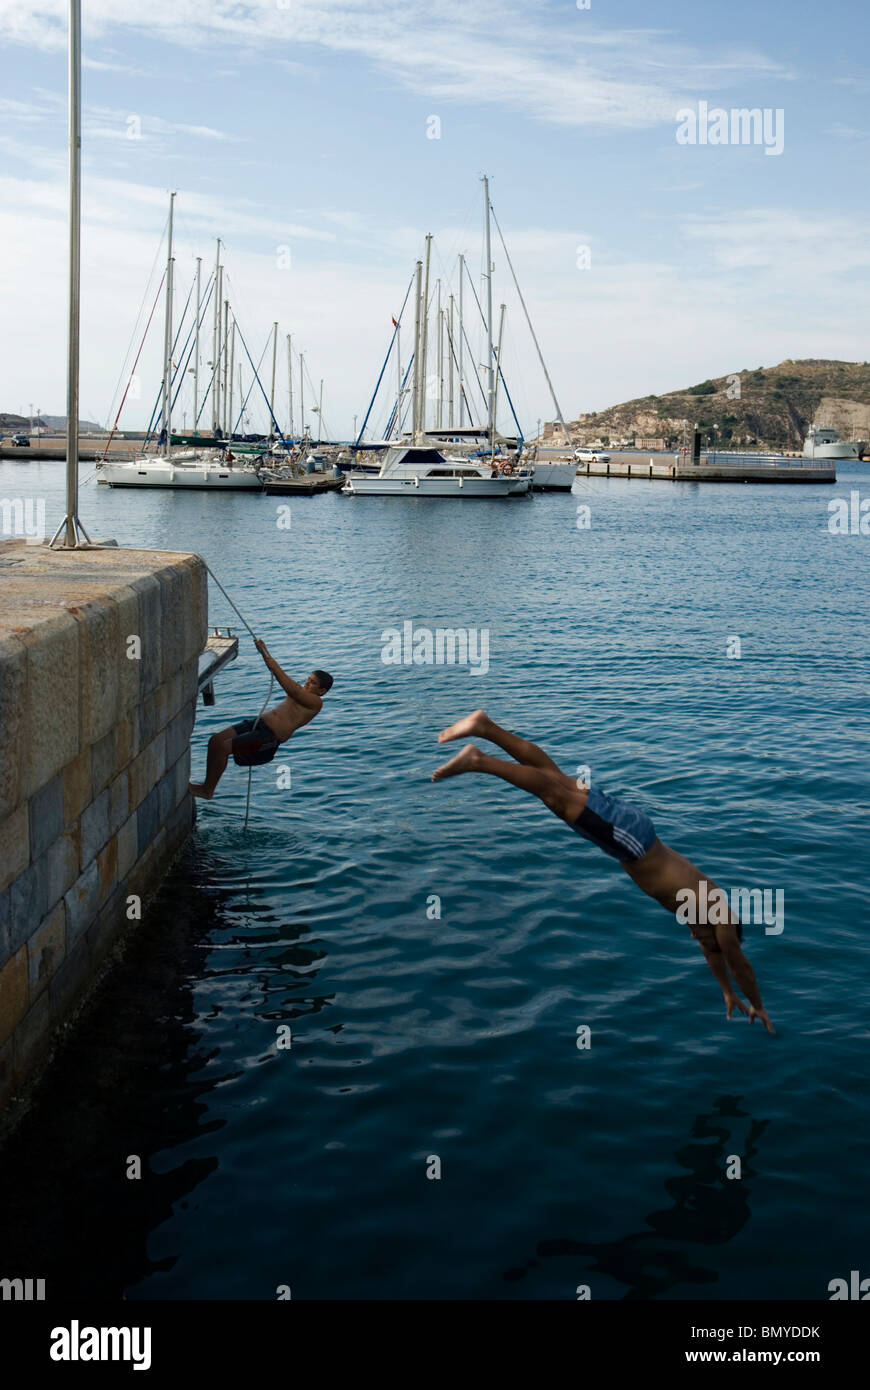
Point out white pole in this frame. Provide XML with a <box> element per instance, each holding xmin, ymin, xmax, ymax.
<box><xmin>287</xmin><ymin>334</ymin><xmax>294</xmax><ymax>439</ymax></box>
<box><xmin>161</xmin><ymin>191</ymin><xmax>176</xmax><ymax>454</ymax></box>
<box><xmin>193</xmin><ymin>255</ymin><xmax>201</xmax><ymax>434</ymax></box>
<box><xmin>59</xmin><ymin>0</ymin><xmax>83</xmax><ymax>545</ymax></box>
<box><xmin>419</xmin><ymin>234</ymin><xmax>432</xmax><ymax>436</ymax></box>
<box><xmin>269</xmin><ymin>320</ymin><xmax>278</xmax><ymax>437</ymax></box>
<box><xmin>222</xmin><ymin>297</ymin><xmax>229</xmax><ymax>434</ymax></box>
<box><xmin>228</xmin><ymin>320</ymin><xmax>235</xmax><ymax>437</ymax></box>
<box><xmin>212</xmin><ymin>241</ymin><xmax>221</xmax><ymax>432</ymax></box>
<box><xmin>483</xmin><ymin>175</ymin><xmax>494</xmax><ymax>442</ymax></box>
<box><xmin>493</xmin><ymin>302</ymin><xmax>506</xmax><ymax>435</ymax></box>
<box><xmin>412</xmin><ymin>259</ymin><xmax>422</xmax><ymax>440</ymax></box>
<box><xmin>300</xmin><ymin>352</ymin><xmax>305</xmax><ymax>437</ymax></box>
<box><xmin>448</xmin><ymin>294</ymin><xmax>455</xmax><ymax>430</ymax></box>
<box><xmin>396</xmin><ymin>321</ymin><xmax>402</xmax><ymax>436</ymax></box>
<box><xmin>458</xmin><ymin>253</ymin><xmax>465</xmax><ymax>427</ymax></box>
<box><xmin>436</xmin><ymin>279</ymin><xmax>442</xmax><ymax>429</ymax></box>
<box><xmin>318</xmin><ymin>378</ymin><xmax>323</xmax><ymax>444</ymax></box>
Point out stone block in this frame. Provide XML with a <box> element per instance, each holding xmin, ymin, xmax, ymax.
<box><xmin>0</xmin><ymin>633</ymin><xmax>27</xmax><ymax>819</ymax></box>
<box><xmin>129</xmin><ymin>729</ymin><xmax>166</xmax><ymax>810</ymax></box>
<box><xmin>116</xmin><ymin>811</ymin><xmax>138</xmax><ymax>882</ymax></box>
<box><xmin>0</xmin><ymin>945</ymin><xmax>29</xmax><ymax>1042</ymax></box>
<box><xmin>126</xmin><ymin>827</ymin><xmax>166</xmax><ymax>908</ymax></box>
<box><xmin>166</xmin><ymin>701</ymin><xmax>196</xmax><ymax>766</ymax></box>
<box><xmin>21</xmin><ymin>612</ymin><xmax>80</xmax><ymax>800</ymax></box>
<box><xmin>91</xmin><ymin>727</ymin><xmax>117</xmax><ymax>797</ymax></box>
<box><xmin>13</xmin><ymin>987</ymin><xmax>51</xmax><ymax>1078</ymax></box>
<box><xmin>0</xmin><ymin>1033</ymin><xmax>14</xmax><ymax>1110</ymax></box>
<box><xmin>75</xmin><ymin>596</ymin><xmax>121</xmax><ymax>746</ymax></box>
<box><xmin>62</xmin><ymin>748</ymin><xmax>92</xmax><ymax>828</ymax></box>
<box><xmin>113</xmin><ymin>586</ymin><xmax>142</xmax><ymax>716</ymax></box>
<box><xmin>131</xmin><ymin>575</ymin><xmax>162</xmax><ymax>697</ymax></box>
<box><xmin>48</xmin><ymin>937</ymin><xmax>91</xmax><ymax>1023</ymax></box>
<box><xmin>86</xmin><ymin>885</ymin><xmax>126</xmax><ymax>968</ymax></box>
<box><xmin>157</xmin><ymin>564</ymin><xmax>187</xmax><ymax>680</ymax></box>
<box><xmin>0</xmin><ymin>804</ymin><xmax>29</xmax><ymax>893</ymax></box>
<box><xmin>173</xmin><ymin>751</ymin><xmax>190</xmax><ymax>808</ymax></box>
<box><xmin>108</xmin><ymin>770</ymin><xmax>129</xmax><ymax>836</ymax></box>
<box><xmin>156</xmin><ymin>767</ymin><xmax>175</xmax><ymax>828</ymax></box>
<box><xmin>96</xmin><ymin>835</ymin><xmax>118</xmax><ymax>904</ymax></box>
<box><xmin>80</xmin><ymin>787</ymin><xmax>110</xmax><ymax>864</ymax></box>
<box><xmin>9</xmin><ymin>860</ymin><xmax>46</xmax><ymax>955</ymax></box>
<box><xmin>0</xmin><ymin>887</ymin><xmax>10</xmax><ymax>970</ymax></box>
<box><xmin>64</xmin><ymin>861</ymin><xmax>101</xmax><ymax>948</ymax></box>
<box><xmin>137</xmin><ymin>784</ymin><xmax>160</xmax><ymax>860</ymax></box>
<box><xmin>115</xmin><ymin>714</ymin><xmax>134</xmax><ymax>768</ymax></box>
<box><xmin>29</xmin><ymin>771</ymin><xmax>64</xmax><ymax>861</ymax></box>
<box><xmin>27</xmin><ymin>901</ymin><xmax>66</xmax><ymax>999</ymax></box>
<box><xmin>42</xmin><ymin>829</ymin><xmax>80</xmax><ymax>912</ymax></box>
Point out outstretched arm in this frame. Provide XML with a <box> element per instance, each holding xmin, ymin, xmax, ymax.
<box><xmin>712</xmin><ymin>921</ymin><xmax>774</xmax><ymax>1034</ymax></box>
<box><xmin>254</xmin><ymin>640</ymin><xmax>321</xmax><ymax>710</ymax></box>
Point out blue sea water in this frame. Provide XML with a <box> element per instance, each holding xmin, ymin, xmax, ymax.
<box><xmin>1</xmin><ymin>457</ymin><xmax>868</xmax><ymax>1300</ymax></box>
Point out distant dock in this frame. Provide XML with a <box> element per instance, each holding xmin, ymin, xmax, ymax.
<box><xmin>571</xmin><ymin>451</ymin><xmax>837</xmax><ymax>484</ymax></box>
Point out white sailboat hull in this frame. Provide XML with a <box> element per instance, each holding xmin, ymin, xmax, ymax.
<box><xmin>97</xmin><ymin>458</ymin><xmax>263</xmax><ymax>490</ymax></box>
<box><xmin>342</xmin><ymin>473</ymin><xmax>528</xmax><ymax>496</ymax></box>
<box><xmin>530</xmin><ymin>461</ymin><xmax>577</xmax><ymax>490</ymax></box>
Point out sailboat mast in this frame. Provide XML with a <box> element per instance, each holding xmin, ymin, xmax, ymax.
<box><xmin>269</xmin><ymin>321</ymin><xmax>278</xmax><ymax>437</ymax></box>
<box><xmin>161</xmin><ymin>191</ymin><xmax>176</xmax><ymax>454</ymax></box>
<box><xmin>483</xmin><ymin>175</ymin><xmax>495</xmax><ymax>442</ymax></box>
<box><xmin>212</xmin><ymin>240</ymin><xmax>221</xmax><ymax>432</ymax></box>
<box><xmin>299</xmin><ymin>352</ymin><xmax>305</xmax><ymax>438</ymax></box>
<box><xmin>227</xmin><ymin>321</ymin><xmax>235</xmax><ymax>437</ymax></box>
<box><xmin>448</xmin><ymin>294</ymin><xmax>455</xmax><ymax>429</ymax></box>
<box><xmin>436</xmin><ymin>279</ymin><xmax>442</xmax><ymax>429</ymax></box>
<box><xmin>458</xmin><ymin>254</ymin><xmax>465</xmax><ymax>427</ymax></box>
<box><xmin>222</xmin><ymin>297</ymin><xmax>229</xmax><ymax>434</ymax></box>
<box><xmin>193</xmin><ymin>256</ymin><xmax>201</xmax><ymax>432</ymax></box>
<box><xmin>287</xmin><ymin>334</ymin><xmax>294</xmax><ymax>439</ymax></box>
<box><xmin>419</xmin><ymin>233</ymin><xmax>432</xmax><ymax>436</ymax></box>
<box><xmin>493</xmin><ymin>302</ymin><xmax>506</xmax><ymax>432</ymax></box>
<box><xmin>411</xmin><ymin>259</ymin><xmax>422</xmax><ymax>441</ymax></box>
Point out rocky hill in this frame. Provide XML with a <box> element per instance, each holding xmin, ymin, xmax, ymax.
<box><xmin>564</xmin><ymin>360</ymin><xmax>870</xmax><ymax>449</ymax></box>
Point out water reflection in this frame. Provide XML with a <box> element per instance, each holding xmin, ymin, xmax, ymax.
<box><xmin>505</xmin><ymin>1095</ymin><xmax>769</xmax><ymax>1298</ymax></box>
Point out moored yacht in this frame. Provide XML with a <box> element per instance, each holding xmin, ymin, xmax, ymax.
<box><xmin>803</xmin><ymin>425</ymin><xmax>862</xmax><ymax>460</ymax></box>
<box><xmin>342</xmin><ymin>443</ymin><xmax>530</xmax><ymax>496</ymax></box>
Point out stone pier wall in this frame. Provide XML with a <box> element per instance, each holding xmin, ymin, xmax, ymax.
<box><xmin>0</xmin><ymin>542</ymin><xmax>207</xmax><ymax>1115</ymax></box>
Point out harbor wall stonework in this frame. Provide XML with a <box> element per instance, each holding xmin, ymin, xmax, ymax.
<box><xmin>0</xmin><ymin>541</ymin><xmax>207</xmax><ymax>1116</ymax></box>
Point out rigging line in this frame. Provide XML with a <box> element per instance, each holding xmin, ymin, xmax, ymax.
<box><xmin>104</xmin><ymin>211</ymin><xmax>169</xmax><ymax>427</ymax></box>
<box><xmin>233</xmin><ymin>319</ymin><xmax>287</xmax><ymax>443</ymax></box>
<box><xmin>100</xmin><ymin>268</ymin><xmax>166</xmax><ymax>462</ymax></box>
<box><xmin>356</xmin><ymin>272</ymin><xmax>414</xmax><ymax>446</ymax></box>
<box><xmin>489</xmin><ymin>198</ymin><xmax>572</xmax><ymax>445</ymax></box>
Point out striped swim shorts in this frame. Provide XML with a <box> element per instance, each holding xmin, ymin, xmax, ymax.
<box><xmin>571</xmin><ymin>784</ymin><xmax>658</xmax><ymax>864</ymax></box>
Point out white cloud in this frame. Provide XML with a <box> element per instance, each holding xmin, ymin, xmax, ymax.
<box><xmin>0</xmin><ymin>1</ymin><xmax>793</xmax><ymax>133</ymax></box>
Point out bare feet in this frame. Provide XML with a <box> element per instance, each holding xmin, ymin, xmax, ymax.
<box><xmin>189</xmin><ymin>783</ymin><xmax>213</xmax><ymax>800</ymax></box>
<box><xmin>431</xmin><ymin>744</ymin><xmax>482</xmax><ymax>781</ymax></box>
<box><xmin>437</xmin><ymin>710</ymin><xmax>489</xmax><ymax>744</ymax></box>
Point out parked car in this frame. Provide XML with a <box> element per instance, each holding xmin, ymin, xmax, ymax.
<box><xmin>10</xmin><ymin>433</ymin><xmax>30</xmax><ymax>447</ymax></box>
<box><xmin>574</xmin><ymin>446</ymin><xmax>611</xmax><ymax>464</ymax></box>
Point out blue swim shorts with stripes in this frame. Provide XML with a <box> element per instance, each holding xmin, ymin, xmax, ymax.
<box><xmin>571</xmin><ymin>784</ymin><xmax>658</xmax><ymax>864</ymax></box>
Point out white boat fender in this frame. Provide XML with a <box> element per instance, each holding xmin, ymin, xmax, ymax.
<box><xmin>459</xmin><ymin>475</ymin><xmax>463</xmax><ymax>488</ymax></box>
<box><xmin>414</xmin><ymin>476</ymin><xmax>419</xmax><ymax>487</ymax></box>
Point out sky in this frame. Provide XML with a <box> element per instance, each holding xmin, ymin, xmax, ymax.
<box><xmin>0</xmin><ymin>0</ymin><xmax>868</xmax><ymax>437</ymax></box>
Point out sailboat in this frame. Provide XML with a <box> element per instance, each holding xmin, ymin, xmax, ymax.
<box><xmin>98</xmin><ymin>200</ymin><xmax>263</xmax><ymax>491</ymax></box>
<box><xmin>343</xmin><ymin>181</ymin><xmax>535</xmax><ymax>499</ymax></box>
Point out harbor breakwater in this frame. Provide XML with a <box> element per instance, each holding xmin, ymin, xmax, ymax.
<box><xmin>0</xmin><ymin>541</ymin><xmax>206</xmax><ymax>1120</ymax></box>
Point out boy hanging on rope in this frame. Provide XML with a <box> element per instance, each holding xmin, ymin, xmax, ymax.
<box><xmin>190</xmin><ymin>640</ymin><xmax>334</xmax><ymax>799</ymax></box>
<box><xmin>431</xmin><ymin>709</ymin><xmax>774</xmax><ymax>1034</ymax></box>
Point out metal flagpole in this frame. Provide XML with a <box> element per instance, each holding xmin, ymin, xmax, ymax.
<box><xmin>51</xmin><ymin>0</ymin><xmax>91</xmax><ymax>547</ymax></box>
